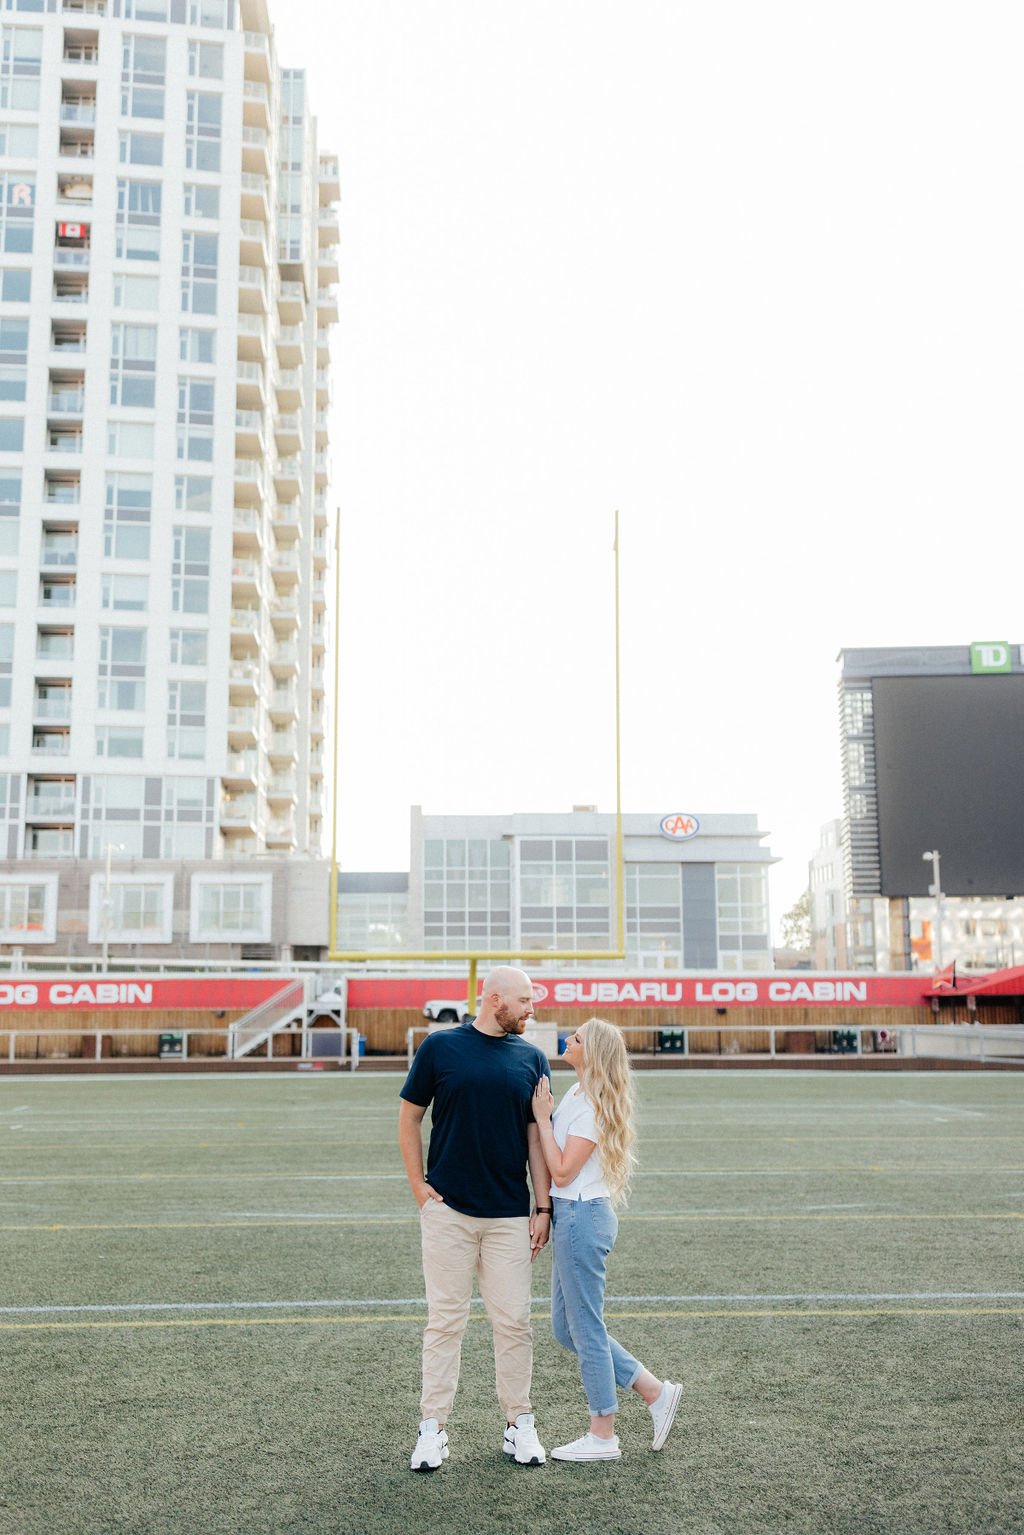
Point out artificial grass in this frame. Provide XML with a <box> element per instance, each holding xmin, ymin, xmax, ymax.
<box><xmin>0</xmin><ymin>1071</ymin><xmax>1021</xmax><ymax>1534</ymax></box>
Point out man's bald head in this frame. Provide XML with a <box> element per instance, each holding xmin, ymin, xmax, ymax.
<box><xmin>476</xmin><ymin>966</ymin><xmax>535</xmax><ymax>1037</ymax></box>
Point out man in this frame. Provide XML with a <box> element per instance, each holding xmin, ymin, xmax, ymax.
<box><xmin>398</xmin><ymin>965</ymin><xmax>553</xmax><ymax>1472</ymax></box>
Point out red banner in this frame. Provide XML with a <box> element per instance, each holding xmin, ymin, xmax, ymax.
<box><xmin>0</xmin><ymin>977</ymin><xmax>292</xmax><ymax>1012</ymax></box>
<box><xmin>347</xmin><ymin>974</ymin><xmax>937</xmax><ymax>1011</ymax></box>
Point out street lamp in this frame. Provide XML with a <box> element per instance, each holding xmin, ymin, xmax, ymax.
<box><xmin>922</xmin><ymin>849</ymin><xmax>943</xmax><ymax>971</ymax></box>
<box><xmin>100</xmin><ymin>841</ymin><xmax>124</xmax><ymax>971</ymax></box>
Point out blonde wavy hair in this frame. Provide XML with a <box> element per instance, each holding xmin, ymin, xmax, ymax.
<box><xmin>579</xmin><ymin>1017</ymin><xmax>638</xmax><ymax>1206</ymax></box>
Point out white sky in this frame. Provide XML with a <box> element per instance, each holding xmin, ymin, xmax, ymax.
<box><xmin>271</xmin><ymin>2</ymin><xmax>1024</xmax><ymax>937</ymax></box>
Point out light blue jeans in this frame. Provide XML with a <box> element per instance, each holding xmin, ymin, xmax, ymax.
<box><xmin>551</xmin><ymin>1195</ymin><xmax>643</xmax><ymax>1417</ymax></box>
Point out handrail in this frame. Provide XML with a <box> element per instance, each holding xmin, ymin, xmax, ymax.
<box><xmin>1</xmin><ymin>1022</ymin><xmax>357</xmax><ymax>1065</ymax></box>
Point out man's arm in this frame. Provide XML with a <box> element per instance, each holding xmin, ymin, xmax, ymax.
<box><xmin>398</xmin><ymin>1099</ymin><xmax>443</xmax><ymax>1209</ymax></box>
<box><xmin>526</xmin><ymin>1121</ymin><xmax>551</xmax><ymax>1261</ymax></box>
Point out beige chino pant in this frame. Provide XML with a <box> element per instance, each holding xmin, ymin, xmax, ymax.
<box><xmin>419</xmin><ymin>1198</ymin><xmax>534</xmax><ymax>1425</ymax></box>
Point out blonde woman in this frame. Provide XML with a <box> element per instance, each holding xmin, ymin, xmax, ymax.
<box><xmin>532</xmin><ymin>1017</ymin><xmax>681</xmax><ymax>1462</ymax></box>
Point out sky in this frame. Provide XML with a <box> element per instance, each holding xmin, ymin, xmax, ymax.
<box><xmin>270</xmin><ymin>2</ymin><xmax>1024</xmax><ymax>937</ymax></box>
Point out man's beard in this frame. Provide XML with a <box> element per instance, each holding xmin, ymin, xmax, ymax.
<box><xmin>494</xmin><ymin>1001</ymin><xmax>528</xmax><ymax>1035</ymax></box>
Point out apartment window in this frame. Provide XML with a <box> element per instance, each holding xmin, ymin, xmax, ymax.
<box><xmin>0</xmin><ymin>268</ymin><xmax>28</xmax><ymax>300</ymax></box>
<box><xmin>174</xmin><ymin>473</ymin><xmax>211</xmax><ymax>512</ymax></box>
<box><xmin>0</xmin><ymin>724</ymin><xmax>7</xmax><ymax>754</ymax></box>
<box><xmin>0</xmin><ymin>27</ymin><xmax>42</xmax><ymax>111</ymax></box>
<box><xmin>182</xmin><ymin>182</ymin><xmax>218</xmax><ymax>219</ymax></box>
<box><xmin>106</xmin><ymin>420</ymin><xmax>154</xmax><ymax>458</ymax></box>
<box><xmin>175</xmin><ymin>376</ymin><xmax>214</xmax><ymax>461</ymax></box>
<box><xmin>116</xmin><ymin>0</ymin><xmax>171</xmax><ymax>17</ymax></box>
<box><xmin>179</xmin><ymin>326</ymin><xmax>215</xmax><ymax>364</ymax></box>
<box><xmin>96</xmin><ymin>724</ymin><xmax>143</xmax><ymax>758</ymax></box>
<box><xmin>0</xmin><ymin>619</ymin><xmax>11</xmax><ymax>705</ymax></box>
<box><xmin>37</xmin><ymin>628</ymin><xmax>74</xmax><ymax>661</ymax></box>
<box><xmin>109</xmin><ymin>323</ymin><xmax>156</xmax><ymax>406</ymax></box>
<box><xmin>0</xmin><ymin>169</ymin><xmax>32</xmax><ymax>251</ymax></box>
<box><xmin>187</xmin><ymin>39</ymin><xmax>222</xmax><ymax>77</ymax></box>
<box><xmin>97</xmin><ymin>626</ymin><xmax>145</xmax><ymax>711</ymax></box>
<box><xmin>118</xmin><ymin>130</ymin><xmax>162</xmax><ymax>167</ymax></box>
<box><xmin>0</xmin><ymin>469</ymin><xmax>16</xmax><ymax>556</ymax></box>
<box><xmin>0</xmin><ymin>874</ymin><xmax>56</xmax><ymax>941</ymax></box>
<box><xmin>115</xmin><ymin>179</ymin><xmax>160</xmax><ymax>261</ymax></box>
<box><xmin>169</xmin><ymin>628</ymin><xmax>206</xmax><ymax>665</ymax></box>
<box><xmin>171</xmin><ymin>525</ymin><xmax>209</xmax><ymax>611</ymax></box>
<box><xmin>190</xmin><ymin>874</ymin><xmax>270</xmax><ymax>942</ymax></box>
<box><xmin>121</xmin><ymin>34</ymin><xmax>165</xmax><ymax>120</ymax></box>
<box><xmin>104</xmin><ymin>473</ymin><xmax>151</xmax><ymax>558</ymax></box>
<box><xmin>101</xmin><ymin>573</ymin><xmax>148</xmax><ymax>611</ymax></box>
<box><xmin>0</xmin><ymin>416</ymin><xmax>21</xmax><ymax>450</ymax></box>
<box><xmin>167</xmin><ymin>679</ymin><xmax>205</xmax><ymax>758</ymax></box>
<box><xmin>189</xmin><ymin>0</ymin><xmax>230</xmax><ymax>27</ymax></box>
<box><xmin>180</xmin><ymin>230</ymin><xmax>216</xmax><ymax>314</ymax></box>
<box><xmin>87</xmin><ymin>872</ymin><xmax>172</xmax><ymax>943</ymax></box>
<box><xmin>113</xmin><ymin>273</ymin><xmax>158</xmax><ymax>309</ymax></box>
<box><xmin>715</xmin><ymin>863</ymin><xmax>771</xmax><ymax>968</ymax></box>
<box><xmin>0</xmin><ymin>569</ymin><xmax>15</xmax><ymax>605</ymax></box>
<box><xmin>0</xmin><ymin>120</ymin><xmax>35</xmax><ymax>156</ymax></box>
<box><xmin>184</xmin><ymin>90</ymin><xmax>220</xmax><ymax>171</ymax></box>
<box><xmin>26</xmin><ymin>825</ymin><xmax>73</xmax><ymax>857</ymax></box>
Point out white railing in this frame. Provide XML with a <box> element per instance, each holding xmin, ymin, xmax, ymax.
<box><xmin>1</xmin><ymin>1024</ymin><xmax>360</xmax><ymax>1067</ymax></box>
<box><xmin>899</xmin><ymin>1023</ymin><xmax>1024</xmax><ymax>1065</ymax></box>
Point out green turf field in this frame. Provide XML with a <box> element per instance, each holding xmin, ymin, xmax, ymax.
<box><xmin>0</xmin><ymin>1069</ymin><xmax>1021</xmax><ymax>1535</ymax></box>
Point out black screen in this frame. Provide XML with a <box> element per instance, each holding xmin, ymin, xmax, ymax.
<box><xmin>873</xmin><ymin>675</ymin><xmax>1024</xmax><ymax>897</ymax></box>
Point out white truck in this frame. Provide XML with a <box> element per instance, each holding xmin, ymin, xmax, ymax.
<box><xmin>422</xmin><ymin>1000</ymin><xmax>474</xmax><ymax>1024</ymax></box>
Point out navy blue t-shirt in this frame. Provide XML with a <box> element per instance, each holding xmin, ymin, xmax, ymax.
<box><xmin>400</xmin><ymin>1023</ymin><xmax>551</xmax><ymax>1218</ymax></box>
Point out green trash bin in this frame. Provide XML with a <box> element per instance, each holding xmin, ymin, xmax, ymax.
<box><xmin>159</xmin><ymin>1032</ymin><xmax>183</xmax><ymax>1059</ymax></box>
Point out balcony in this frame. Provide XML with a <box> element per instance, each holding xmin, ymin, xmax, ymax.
<box><xmin>274</xmin><ymin>413</ymin><xmax>302</xmax><ymax>455</ymax></box>
<box><xmin>236</xmin><ymin>361</ymin><xmax>266</xmax><ymax>412</ymax></box>
<box><xmin>272</xmin><ymin>502</ymin><xmax>301</xmax><ymax>537</ymax></box>
<box><xmin>241</xmin><ymin>124</ymin><xmax>270</xmax><ymax>178</ymax></box>
<box><xmin>273</xmin><ymin>458</ymin><xmax>301</xmax><ymax>498</ymax></box>
<box><xmin>265</xmin><ymin>816</ymin><xmax>296</xmax><ymax>848</ymax></box>
<box><xmin>57</xmin><ymin>172</ymin><xmax>93</xmax><ymax>206</ymax></box>
<box><xmin>243</xmin><ymin>79</ymin><xmax>270</xmax><ymax>130</ymax></box>
<box><xmin>40</xmin><ymin>532</ymin><xmax>78</xmax><ymax>568</ymax></box>
<box><xmin>240</xmin><ymin>172</ymin><xmax>270</xmax><ymax>224</ymax></box>
<box><xmin>223</xmin><ymin>751</ymin><xmax>258</xmax><ymax>787</ymax></box>
<box><xmin>270</xmin><ymin>595</ymin><xmax>298</xmax><ymax>634</ymax></box>
<box><xmin>314</xmin><ymin>412</ymin><xmax>329</xmax><ymax>450</ymax></box>
<box><xmin>234</xmin><ymin>409</ymin><xmax>265</xmax><ymax>457</ymax></box>
<box><xmin>310</xmin><ymin>621</ymin><xmax>326</xmax><ymax>651</ymax></box>
<box><xmin>243</xmin><ymin>28</ymin><xmax>271</xmax><ymax>84</ymax></box>
<box><xmin>275</xmin><ymin>367</ymin><xmax>303</xmax><ymax>409</ymax></box>
<box><xmin>276</xmin><ymin>325</ymin><xmax>304</xmax><ymax>368</ymax></box>
<box><xmin>25</xmin><ymin>828</ymin><xmax>75</xmax><ymax>857</ymax></box>
<box><xmin>46</xmin><ymin>426</ymin><xmax>83</xmax><ymax>455</ymax></box>
<box><xmin>317</xmin><ymin>208</ymin><xmax>339</xmax><ymax>246</ymax></box>
<box><xmin>318</xmin><ymin>157</ymin><xmax>341</xmax><ymax>201</ymax></box>
<box><xmin>230</xmin><ymin>555</ymin><xmax>263</xmax><ymax>599</ymax></box>
<box><xmin>318</xmin><ymin>244</ymin><xmax>340</xmax><ymax>285</ymax></box>
<box><xmin>229</xmin><ymin>607</ymin><xmax>261</xmax><ymax>653</ymax></box>
<box><xmin>53</xmin><ymin>246</ymin><xmax>90</xmax><ymax>271</ymax></box>
<box><xmin>27</xmin><ymin>789</ymin><xmax>77</xmax><ymax>820</ymax></box>
<box><xmin>52</xmin><ymin>272</ymin><xmax>89</xmax><ymax>304</ymax></box>
<box><xmin>268</xmin><ymin>731</ymin><xmax>298</xmax><ymax>760</ymax></box>
<box><xmin>234</xmin><ymin>457</ymin><xmax>266</xmax><ymax>504</ymax></box>
<box><xmin>51</xmin><ymin>323</ymin><xmax>87</xmax><ymax>354</ymax></box>
<box><xmin>60</xmin><ymin>100</ymin><xmax>96</xmax><ymax>125</ymax></box>
<box><xmin>237</xmin><ymin>264</ymin><xmax>268</xmax><ymax>314</ymax></box>
<box><xmin>220</xmin><ymin>794</ymin><xmax>258</xmax><ymax>831</ymax></box>
<box><xmin>237</xmin><ymin>313</ymin><xmax>267</xmax><ymax>364</ymax></box>
<box><xmin>270</xmin><ymin>546</ymin><xmax>299</xmax><ymax>588</ymax></box>
<box><xmin>62</xmin><ymin>0</ymin><xmax>106</xmax><ymax>13</ymax></box>
<box><xmin>47</xmin><ymin>387</ymin><xmax>84</xmax><ymax>416</ymax></box>
<box><xmin>269</xmin><ymin>642</ymin><xmax>298</xmax><ymax>678</ymax></box>
<box><xmin>277</xmin><ymin>281</ymin><xmax>305</xmax><ymax>324</ymax></box>
<box><xmin>240</xmin><ymin>217</ymin><xmax>269</xmax><ymax>268</ymax></box>
<box><xmin>63</xmin><ymin>33</ymin><xmax>99</xmax><ymax>64</ymax></box>
<box><xmin>227</xmin><ymin>705</ymin><xmax>259</xmax><ymax>747</ymax></box>
<box><xmin>310</xmin><ymin>666</ymin><xmax>325</xmax><ymax>695</ymax></box>
<box><xmin>229</xmin><ymin>659</ymin><xmax>260</xmax><ymax>699</ymax></box>
<box><xmin>39</xmin><ymin>577</ymin><xmax>76</xmax><ymax>608</ymax></box>
<box><xmin>268</xmin><ymin>686</ymin><xmax>297</xmax><ymax>721</ymax></box>
<box><xmin>232</xmin><ymin>505</ymin><xmax>264</xmax><ymax>550</ymax></box>
<box><xmin>314</xmin><ymin>452</ymin><xmax>328</xmax><ymax>487</ymax></box>
<box><xmin>317</xmin><ymin>287</ymin><xmax>339</xmax><ymax>326</ymax></box>
<box><xmin>31</xmin><ymin>729</ymin><xmax>71</xmax><ymax>756</ymax></box>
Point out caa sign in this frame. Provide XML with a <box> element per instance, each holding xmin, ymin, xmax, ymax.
<box><xmin>659</xmin><ymin>813</ymin><xmax>700</xmax><ymax>841</ymax></box>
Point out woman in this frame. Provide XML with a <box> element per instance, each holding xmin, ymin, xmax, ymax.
<box><xmin>532</xmin><ymin>1016</ymin><xmax>682</xmax><ymax>1462</ymax></box>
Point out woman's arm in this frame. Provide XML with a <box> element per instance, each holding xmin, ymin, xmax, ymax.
<box><xmin>532</xmin><ymin>1079</ymin><xmax>598</xmax><ymax>1187</ymax></box>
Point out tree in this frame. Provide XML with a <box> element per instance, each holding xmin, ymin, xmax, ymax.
<box><xmin>781</xmin><ymin>888</ymin><xmax>812</xmax><ymax>952</ymax></box>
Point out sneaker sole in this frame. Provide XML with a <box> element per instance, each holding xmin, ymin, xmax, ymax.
<box><xmin>411</xmin><ymin>1446</ymin><xmax>449</xmax><ymax>1472</ymax></box>
<box><xmin>652</xmin><ymin>1383</ymin><xmax>683</xmax><ymax>1451</ymax></box>
<box><xmin>550</xmin><ymin>1450</ymin><xmax>621</xmax><ymax>1462</ymax></box>
<box><xmin>513</xmin><ymin>1453</ymin><xmax>545</xmax><ymax>1466</ymax></box>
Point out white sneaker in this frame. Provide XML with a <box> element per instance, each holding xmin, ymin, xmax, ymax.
<box><xmin>649</xmin><ymin>1380</ymin><xmax>682</xmax><ymax>1450</ymax></box>
<box><xmin>502</xmin><ymin>1412</ymin><xmax>546</xmax><ymax>1465</ymax></box>
<box><xmin>410</xmin><ymin>1417</ymin><xmax>449</xmax><ymax>1472</ymax></box>
<box><xmin>550</xmin><ymin>1431</ymin><xmax>621</xmax><ymax>1462</ymax></box>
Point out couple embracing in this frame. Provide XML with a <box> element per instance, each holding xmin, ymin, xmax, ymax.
<box><xmin>398</xmin><ymin>966</ymin><xmax>682</xmax><ymax>1472</ymax></box>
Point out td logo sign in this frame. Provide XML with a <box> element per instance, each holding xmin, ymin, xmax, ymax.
<box><xmin>970</xmin><ymin>641</ymin><xmax>1013</xmax><ymax>674</ymax></box>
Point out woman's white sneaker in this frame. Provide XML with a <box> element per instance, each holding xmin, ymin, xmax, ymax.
<box><xmin>502</xmin><ymin>1412</ymin><xmax>546</xmax><ymax>1465</ymax></box>
<box><xmin>410</xmin><ymin>1418</ymin><xmax>449</xmax><ymax>1472</ymax></box>
<box><xmin>649</xmin><ymin>1380</ymin><xmax>682</xmax><ymax>1450</ymax></box>
<box><xmin>550</xmin><ymin>1432</ymin><xmax>621</xmax><ymax>1462</ymax></box>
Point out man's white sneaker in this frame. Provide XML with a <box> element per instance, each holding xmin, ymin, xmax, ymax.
<box><xmin>649</xmin><ymin>1380</ymin><xmax>682</xmax><ymax>1450</ymax></box>
<box><xmin>502</xmin><ymin>1412</ymin><xmax>546</xmax><ymax>1466</ymax></box>
<box><xmin>550</xmin><ymin>1431</ymin><xmax>621</xmax><ymax>1462</ymax></box>
<box><xmin>410</xmin><ymin>1418</ymin><xmax>449</xmax><ymax>1472</ymax></box>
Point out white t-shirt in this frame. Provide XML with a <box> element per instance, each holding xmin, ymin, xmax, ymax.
<box><xmin>549</xmin><ymin>1082</ymin><xmax>610</xmax><ymax>1201</ymax></box>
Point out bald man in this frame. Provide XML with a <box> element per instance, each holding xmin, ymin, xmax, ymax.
<box><xmin>399</xmin><ymin>966</ymin><xmax>552</xmax><ymax>1472</ymax></box>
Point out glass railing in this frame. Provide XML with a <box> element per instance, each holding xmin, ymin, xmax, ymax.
<box><xmin>33</xmin><ymin>696</ymin><xmax>73</xmax><ymax>721</ymax></box>
<box><xmin>60</xmin><ymin>102</ymin><xmax>97</xmax><ymax>123</ymax></box>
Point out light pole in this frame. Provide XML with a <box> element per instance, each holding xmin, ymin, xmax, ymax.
<box><xmin>922</xmin><ymin>849</ymin><xmax>943</xmax><ymax>971</ymax></box>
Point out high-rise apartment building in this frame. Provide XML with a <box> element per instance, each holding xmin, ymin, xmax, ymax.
<box><xmin>0</xmin><ymin>0</ymin><xmax>338</xmax><ymax>959</ymax></box>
